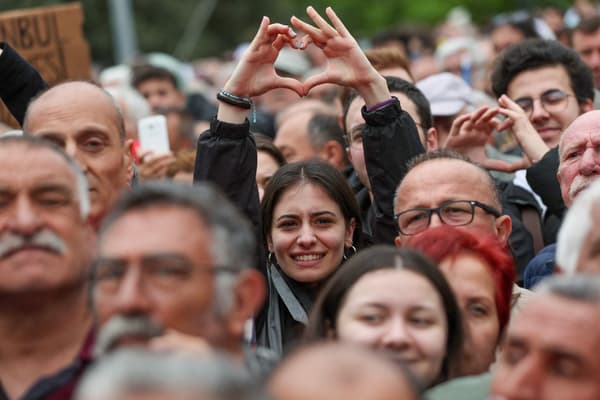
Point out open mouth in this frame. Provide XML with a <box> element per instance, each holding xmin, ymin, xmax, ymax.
<box><xmin>293</xmin><ymin>253</ymin><xmax>325</xmax><ymax>262</ymax></box>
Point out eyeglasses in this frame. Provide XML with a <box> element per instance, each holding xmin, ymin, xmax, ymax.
<box><xmin>513</xmin><ymin>89</ymin><xmax>573</xmax><ymax>117</ymax></box>
<box><xmin>395</xmin><ymin>200</ymin><xmax>502</xmax><ymax>236</ymax></box>
<box><xmin>92</xmin><ymin>254</ymin><xmax>238</xmax><ymax>293</ymax></box>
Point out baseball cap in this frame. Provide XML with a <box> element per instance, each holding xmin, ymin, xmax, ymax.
<box><xmin>416</xmin><ymin>72</ymin><xmax>473</xmax><ymax>116</ymax></box>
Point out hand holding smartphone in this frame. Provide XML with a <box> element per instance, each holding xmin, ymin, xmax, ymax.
<box><xmin>138</xmin><ymin>115</ymin><xmax>171</xmax><ymax>155</ymax></box>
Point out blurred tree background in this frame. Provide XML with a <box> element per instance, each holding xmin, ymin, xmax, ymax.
<box><xmin>0</xmin><ymin>0</ymin><xmax>576</xmax><ymax>66</ymax></box>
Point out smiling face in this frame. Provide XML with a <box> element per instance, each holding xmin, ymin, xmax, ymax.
<box><xmin>507</xmin><ymin>65</ymin><xmax>587</xmax><ymax>148</ymax></box>
<box><xmin>267</xmin><ymin>182</ymin><xmax>354</xmax><ymax>283</ymax></box>
<box><xmin>440</xmin><ymin>253</ymin><xmax>500</xmax><ymax>375</ymax></box>
<box><xmin>335</xmin><ymin>269</ymin><xmax>448</xmax><ymax>387</ymax></box>
<box><xmin>25</xmin><ymin>82</ymin><xmax>133</xmax><ymax>226</ymax></box>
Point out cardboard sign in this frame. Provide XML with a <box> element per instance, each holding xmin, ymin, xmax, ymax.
<box><xmin>0</xmin><ymin>2</ymin><xmax>91</xmax><ymax>127</ymax></box>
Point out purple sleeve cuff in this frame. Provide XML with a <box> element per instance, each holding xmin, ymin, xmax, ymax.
<box><xmin>365</xmin><ymin>98</ymin><xmax>396</xmax><ymax>113</ymax></box>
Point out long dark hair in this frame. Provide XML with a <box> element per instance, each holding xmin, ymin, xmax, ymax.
<box><xmin>304</xmin><ymin>245</ymin><xmax>463</xmax><ymax>385</ymax></box>
<box><xmin>261</xmin><ymin>160</ymin><xmax>362</xmax><ymax>255</ymax></box>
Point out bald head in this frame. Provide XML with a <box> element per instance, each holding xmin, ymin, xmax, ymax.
<box><xmin>394</xmin><ymin>151</ymin><xmax>511</xmax><ymax>245</ymax></box>
<box><xmin>24</xmin><ymin>81</ymin><xmax>126</xmax><ymax>142</ymax></box>
<box><xmin>23</xmin><ymin>80</ymin><xmax>133</xmax><ymax>227</ymax></box>
<box><xmin>268</xmin><ymin>343</ymin><xmax>420</xmax><ymax>400</ymax></box>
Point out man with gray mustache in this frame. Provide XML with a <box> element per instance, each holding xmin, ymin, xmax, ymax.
<box><xmin>524</xmin><ymin>110</ymin><xmax>600</xmax><ymax>287</ymax></box>
<box><xmin>91</xmin><ymin>181</ymin><xmax>271</xmax><ymax>378</ymax></box>
<box><xmin>0</xmin><ymin>136</ymin><xmax>95</xmax><ymax>399</ymax></box>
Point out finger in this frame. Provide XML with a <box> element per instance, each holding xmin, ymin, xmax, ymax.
<box><xmin>498</xmin><ymin>94</ymin><xmax>523</xmax><ymax>112</ymax></box>
<box><xmin>291</xmin><ymin>15</ymin><xmax>327</xmax><ymax>44</ymax></box>
<box><xmin>302</xmin><ymin>72</ymin><xmax>330</xmax><ymax>95</ymax></box>
<box><xmin>306</xmin><ymin>6</ymin><xmax>337</xmax><ymax>36</ymax></box>
<box><xmin>274</xmin><ymin>76</ymin><xmax>306</xmax><ymax>97</ymax></box>
<box><xmin>481</xmin><ymin>157</ymin><xmax>530</xmax><ymax>172</ymax></box>
<box><xmin>250</xmin><ymin>16</ymin><xmax>270</xmax><ymax>47</ymax></box>
<box><xmin>272</xmin><ymin>34</ymin><xmax>288</xmax><ymax>51</ymax></box>
<box><xmin>266</xmin><ymin>23</ymin><xmax>296</xmax><ymax>37</ymax></box>
<box><xmin>468</xmin><ymin>105</ymin><xmax>489</xmax><ymax>122</ymax></box>
<box><xmin>474</xmin><ymin>106</ymin><xmax>499</xmax><ymax>123</ymax></box>
<box><xmin>325</xmin><ymin>6</ymin><xmax>352</xmax><ymax>38</ymax></box>
<box><xmin>450</xmin><ymin>114</ymin><xmax>471</xmax><ymax>135</ymax></box>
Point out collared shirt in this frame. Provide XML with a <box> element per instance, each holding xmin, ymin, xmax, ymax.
<box><xmin>0</xmin><ymin>330</ymin><xmax>95</xmax><ymax>400</ymax></box>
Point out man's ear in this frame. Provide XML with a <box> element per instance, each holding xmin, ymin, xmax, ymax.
<box><xmin>394</xmin><ymin>235</ymin><xmax>403</xmax><ymax>248</ymax></box>
<box><xmin>124</xmin><ymin>139</ymin><xmax>135</xmax><ymax>187</ymax></box>
<box><xmin>226</xmin><ymin>270</ymin><xmax>266</xmax><ymax>339</ymax></box>
<box><xmin>426</xmin><ymin>127</ymin><xmax>439</xmax><ymax>151</ymax></box>
<box><xmin>495</xmin><ymin>214</ymin><xmax>512</xmax><ymax>244</ymax></box>
<box><xmin>320</xmin><ymin>140</ymin><xmax>345</xmax><ymax>170</ymax></box>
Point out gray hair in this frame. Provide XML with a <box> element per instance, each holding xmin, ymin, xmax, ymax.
<box><xmin>536</xmin><ymin>274</ymin><xmax>600</xmax><ymax>303</ymax></box>
<box><xmin>0</xmin><ymin>135</ymin><xmax>90</xmax><ymax>218</ymax></box>
<box><xmin>556</xmin><ymin>179</ymin><xmax>600</xmax><ymax>274</ymax></box>
<box><xmin>75</xmin><ymin>349</ymin><xmax>265</xmax><ymax>400</ymax></box>
<box><xmin>98</xmin><ymin>181</ymin><xmax>256</xmax><ymax>314</ymax></box>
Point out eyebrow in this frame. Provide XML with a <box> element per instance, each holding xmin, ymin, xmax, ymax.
<box><xmin>31</xmin><ymin>183</ymin><xmax>74</xmax><ymax>195</ymax></box>
<box><xmin>350</xmin><ymin>124</ymin><xmax>366</xmax><ymax>136</ymax></box>
<box><xmin>276</xmin><ymin>210</ymin><xmax>338</xmax><ymax>221</ymax></box>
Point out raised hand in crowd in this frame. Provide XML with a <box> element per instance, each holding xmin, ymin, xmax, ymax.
<box><xmin>291</xmin><ymin>6</ymin><xmax>390</xmax><ymax>107</ymax></box>
<box><xmin>218</xmin><ymin>17</ymin><xmax>304</xmax><ymax>124</ymax></box>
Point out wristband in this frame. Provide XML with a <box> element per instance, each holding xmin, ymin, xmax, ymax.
<box><xmin>217</xmin><ymin>89</ymin><xmax>252</xmax><ymax>110</ymax></box>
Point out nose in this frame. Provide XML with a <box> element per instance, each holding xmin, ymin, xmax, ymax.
<box><xmin>381</xmin><ymin>317</ymin><xmax>411</xmax><ymax>349</ymax></box>
<box><xmin>7</xmin><ymin>196</ymin><xmax>43</xmax><ymax>235</ymax></box>
<box><xmin>530</xmin><ymin>98</ymin><xmax>550</xmax><ymax>123</ymax></box>
<box><xmin>429</xmin><ymin>212</ymin><xmax>444</xmax><ymax>228</ymax></box>
<box><xmin>493</xmin><ymin>355</ymin><xmax>543</xmax><ymax>400</ymax></box>
<box><xmin>296</xmin><ymin>223</ymin><xmax>317</xmax><ymax>247</ymax></box>
<box><xmin>63</xmin><ymin>141</ymin><xmax>88</xmax><ymax>173</ymax></box>
<box><xmin>579</xmin><ymin>148</ymin><xmax>600</xmax><ymax>176</ymax></box>
<box><xmin>111</xmin><ymin>269</ymin><xmax>153</xmax><ymax>316</ymax></box>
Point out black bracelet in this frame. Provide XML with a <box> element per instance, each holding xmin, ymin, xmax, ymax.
<box><xmin>217</xmin><ymin>89</ymin><xmax>252</xmax><ymax>110</ymax></box>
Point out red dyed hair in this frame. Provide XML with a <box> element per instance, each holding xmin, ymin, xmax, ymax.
<box><xmin>406</xmin><ymin>226</ymin><xmax>515</xmax><ymax>336</ymax></box>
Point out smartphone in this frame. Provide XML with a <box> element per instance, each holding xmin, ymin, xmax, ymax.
<box><xmin>138</xmin><ymin>115</ymin><xmax>170</xmax><ymax>154</ymax></box>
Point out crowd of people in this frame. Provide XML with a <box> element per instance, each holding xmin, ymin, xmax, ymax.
<box><xmin>1</xmin><ymin>2</ymin><xmax>600</xmax><ymax>400</ymax></box>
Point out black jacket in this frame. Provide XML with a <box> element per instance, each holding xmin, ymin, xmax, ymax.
<box><xmin>0</xmin><ymin>42</ymin><xmax>47</xmax><ymax>126</ymax></box>
<box><xmin>193</xmin><ymin>98</ymin><xmax>424</xmax><ymax>354</ymax></box>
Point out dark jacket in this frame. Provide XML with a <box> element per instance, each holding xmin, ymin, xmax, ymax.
<box><xmin>0</xmin><ymin>42</ymin><xmax>48</xmax><ymax>126</ymax></box>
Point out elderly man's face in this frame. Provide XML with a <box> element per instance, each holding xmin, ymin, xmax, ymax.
<box><xmin>557</xmin><ymin>113</ymin><xmax>600</xmax><ymax>207</ymax></box>
<box><xmin>491</xmin><ymin>294</ymin><xmax>600</xmax><ymax>400</ymax></box>
<box><xmin>25</xmin><ymin>82</ymin><xmax>133</xmax><ymax>226</ymax></box>
<box><xmin>394</xmin><ymin>159</ymin><xmax>511</xmax><ymax>246</ymax></box>
<box><xmin>94</xmin><ymin>205</ymin><xmax>223</xmax><ymax>350</ymax></box>
<box><xmin>0</xmin><ymin>143</ymin><xmax>92</xmax><ymax>295</ymax></box>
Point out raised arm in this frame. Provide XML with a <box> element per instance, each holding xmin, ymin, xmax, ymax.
<box><xmin>291</xmin><ymin>7</ymin><xmax>425</xmax><ymax>245</ymax></box>
<box><xmin>0</xmin><ymin>42</ymin><xmax>48</xmax><ymax>126</ymax></box>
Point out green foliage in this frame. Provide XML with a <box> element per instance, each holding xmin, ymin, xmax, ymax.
<box><xmin>0</xmin><ymin>0</ymin><xmax>580</xmax><ymax>66</ymax></box>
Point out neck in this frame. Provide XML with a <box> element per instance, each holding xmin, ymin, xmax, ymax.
<box><xmin>0</xmin><ymin>286</ymin><xmax>91</xmax><ymax>358</ymax></box>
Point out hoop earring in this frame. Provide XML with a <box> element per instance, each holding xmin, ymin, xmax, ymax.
<box><xmin>342</xmin><ymin>245</ymin><xmax>358</xmax><ymax>261</ymax></box>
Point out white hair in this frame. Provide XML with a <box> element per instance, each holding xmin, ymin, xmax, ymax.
<box><xmin>556</xmin><ymin>179</ymin><xmax>600</xmax><ymax>274</ymax></box>
<box><xmin>75</xmin><ymin>349</ymin><xmax>264</xmax><ymax>400</ymax></box>
<box><xmin>105</xmin><ymin>85</ymin><xmax>151</xmax><ymax>126</ymax></box>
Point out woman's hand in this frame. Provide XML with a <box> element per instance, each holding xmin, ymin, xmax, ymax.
<box><xmin>291</xmin><ymin>6</ymin><xmax>389</xmax><ymax>107</ymax></box>
<box><xmin>223</xmin><ymin>17</ymin><xmax>304</xmax><ymax>99</ymax></box>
